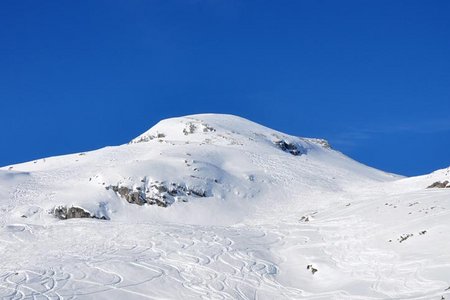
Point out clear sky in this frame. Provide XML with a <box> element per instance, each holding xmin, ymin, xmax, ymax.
<box><xmin>1</xmin><ymin>0</ymin><xmax>449</xmax><ymax>176</ymax></box>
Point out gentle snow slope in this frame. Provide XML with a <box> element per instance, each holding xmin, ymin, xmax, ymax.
<box><xmin>0</xmin><ymin>114</ymin><xmax>449</xmax><ymax>299</ymax></box>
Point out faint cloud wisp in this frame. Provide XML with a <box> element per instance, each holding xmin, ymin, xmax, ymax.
<box><xmin>331</xmin><ymin>118</ymin><xmax>450</xmax><ymax>148</ymax></box>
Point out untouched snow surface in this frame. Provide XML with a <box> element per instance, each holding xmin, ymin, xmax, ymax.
<box><xmin>0</xmin><ymin>114</ymin><xmax>449</xmax><ymax>299</ymax></box>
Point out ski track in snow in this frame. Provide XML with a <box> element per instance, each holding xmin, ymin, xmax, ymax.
<box><xmin>1</xmin><ymin>204</ymin><xmax>449</xmax><ymax>300</ymax></box>
<box><xmin>0</xmin><ymin>222</ymin><xmax>288</xmax><ymax>299</ymax></box>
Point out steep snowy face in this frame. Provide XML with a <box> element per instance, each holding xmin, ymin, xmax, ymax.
<box><xmin>1</xmin><ymin>114</ymin><xmax>396</xmax><ymax>224</ymax></box>
<box><xmin>120</xmin><ymin>114</ymin><xmax>397</xmax><ymax>217</ymax></box>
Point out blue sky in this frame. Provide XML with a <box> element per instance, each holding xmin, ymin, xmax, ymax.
<box><xmin>1</xmin><ymin>0</ymin><xmax>449</xmax><ymax>176</ymax></box>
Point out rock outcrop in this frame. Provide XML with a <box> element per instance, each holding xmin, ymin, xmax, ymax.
<box><xmin>52</xmin><ymin>206</ymin><xmax>108</xmax><ymax>220</ymax></box>
<box><xmin>183</xmin><ymin>122</ymin><xmax>215</xmax><ymax>135</ymax></box>
<box><xmin>275</xmin><ymin>140</ymin><xmax>306</xmax><ymax>156</ymax></box>
<box><xmin>129</xmin><ymin>132</ymin><xmax>166</xmax><ymax>144</ymax></box>
<box><xmin>303</xmin><ymin>138</ymin><xmax>332</xmax><ymax>149</ymax></box>
<box><xmin>106</xmin><ymin>180</ymin><xmax>209</xmax><ymax>207</ymax></box>
<box><xmin>427</xmin><ymin>181</ymin><xmax>450</xmax><ymax>188</ymax></box>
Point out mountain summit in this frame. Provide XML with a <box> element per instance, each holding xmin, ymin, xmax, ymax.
<box><xmin>2</xmin><ymin>113</ymin><xmax>396</xmax><ymax>221</ymax></box>
<box><xmin>0</xmin><ymin>114</ymin><xmax>449</xmax><ymax>299</ymax></box>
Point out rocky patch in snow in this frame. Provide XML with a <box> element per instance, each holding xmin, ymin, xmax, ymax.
<box><xmin>398</xmin><ymin>233</ymin><xmax>414</xmax><ymax>243</ymax></box>
<box><xmin>129</xmin><ymin>132</ymin><xmax>166</xmax><ymax>143</ymax></box>
<box><xmin>427</xmin><ymin>180</ymin><xmax>450</xmax><ymax>188</ymax></box>
<box><xmin>299</xmin><ymin>216</ymin><xmax>312</xmax><ymax>222</ymax></box>
<box><xmin>183</xmin><ymin>121</ymin><xmax>215</xmax><ymax>135</ymax></box>
<box><xmin>106</xmin><ymin>180</ymin><xmax>210</xmax><ymax>207</ymax></box>
<box><xmin>275</xmin><ymin>140</ymin><xmax>306</xmax><ymax>156</ymax></box>
<box><xmin>307</xmin><ymin>264</ymin><xmax>318</xmax><ymax>275</ymax></box>
<box><xmin>299</xmin><ymin>212</ymin><xmax>317</xmax><ymax>222</ymax></box>
<box><xmin>388</xmin><ymin>230</ymin><xmax>428</xmax><ymax>243</ymax></box>
<box><xmin>303</xmin><ymin>138</ymin><xmax>332</xmax><ymax>149</ymax></box>
<box><xmin>51</xmin><ymin>206</ymin><xmax>108</xmax><ymax>220</ymax></box>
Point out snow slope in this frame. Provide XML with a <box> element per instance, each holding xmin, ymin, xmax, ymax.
<box><xmin>0</xmin><ymin>114</ymin><xmax>449</xmax><ymax>299</ymax></box>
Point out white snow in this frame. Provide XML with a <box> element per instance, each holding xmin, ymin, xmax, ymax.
<box><xmin>0</xmin><ymin>113</ymin><xmax>449</xmax><ymax>299</ymax></box>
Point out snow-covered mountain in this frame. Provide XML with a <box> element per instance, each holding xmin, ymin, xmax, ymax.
<box><xmin>0</xmin><ymin>114</ymin><xmax>449</xmax><ymax>299</ymax></box>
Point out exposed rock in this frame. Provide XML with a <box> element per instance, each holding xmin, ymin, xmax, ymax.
<box><xmin>307</xmin><ymin>264</ymin><xmax>318</xmax><ymax>275</ymax></box>
<box><xmin>52</xmin><ymin>206</ymin><xmax>107</xmax><ymax>220</ymax></box>
<box><xmin>183</xmin><ymin>123</ymin><xmax>197</xmax><ymax>135</ymax></box>
<box><xmin>303</xmin><ymin>138</ymin><xmax>332</xmax><ymax>149</ymax></box>
<box><xmin>202</xmin><ymin>124</ymin><xmax>215</xmax><ymax>133</ymax></box>
<box><xmin>427</xmin><ymin>181</ymin><xmax>449</xmax><ymax>188</ymax></box>
<box><xmin>106</xmin><ymin>181</ymin><xmax>210</xmax><ymax>208</ymax></box>
<box><xmin>275</xmin><ymin>140</ymin><xmax>306</xmax><ymax>156</ymax></box>
<box><xmin>183</xmin><ymin>122</ymin><xmax>216</xmax><ymax>135</ymax></box>
<box><xmin>129</xmin><ymin>132</ymin><xmax>166</xmax><ymax>144</ymax></box>
<box><xmin>246</xmin><ymin>174</ymin><xmax>255</xmax><ymax>182</ymax></box>
<box><xmin>299</xmin><ymin>215</ymin><xmax>311</xmax><ymax>222</ymax></box>
<box><xmin>398</xmin><ymin>233</ymin><xmax>413</xmax><ymax>243</ymax></box>
<box><xmin>130</xmin><ymin>136</ymin><xmax>154</xmax><ymax>143</ymax></box>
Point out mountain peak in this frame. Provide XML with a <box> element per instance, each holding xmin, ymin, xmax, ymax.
<box><xmin>130</xmin><ymin>114</ymin><xmax>332</xmax><ymax>152</ymax></box>
<box><xmin>131</xmin><ymin>114</ymin><xmax>272</xmax><ymax>143</ymax></box>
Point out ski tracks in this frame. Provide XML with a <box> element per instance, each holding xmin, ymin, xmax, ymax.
<box><xmin>0</xmin><ymin>221</ymin><xmax>291</xmax><ymax>299</ymax></box>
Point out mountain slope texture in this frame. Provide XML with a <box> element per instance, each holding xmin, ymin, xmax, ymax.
<box><xmin>0</xmin><ymin>114</ymin><xmax>449</xmax><ymax>299</ymax></box>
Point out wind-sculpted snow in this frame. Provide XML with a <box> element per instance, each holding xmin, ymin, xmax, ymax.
<box><xmin>0</xmin><ymin>114</ymin><xmax>449</xmax><ymax>299</ymax></box>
